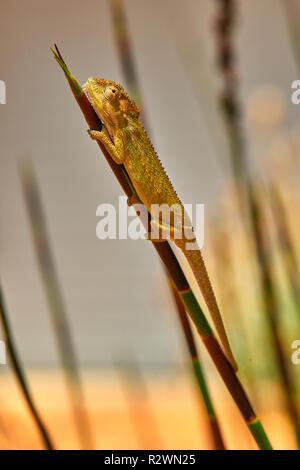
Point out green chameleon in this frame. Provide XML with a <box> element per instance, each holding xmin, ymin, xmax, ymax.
<box><xmin>83</xmin><ymin>77</ymin><xmax>237</xmax><ymax>371</ymax></box>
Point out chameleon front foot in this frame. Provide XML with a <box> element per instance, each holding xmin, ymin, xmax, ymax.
<box><xmin>144</xmin><ymin>219</ymin><xmax>172</xmax><ymax>243</ymax></box>
<box><xmin>87</xmin><ymin>129</ymin><xmax>102</xmax><ymax>140</ymax></box>
<box><xmin>87</xmin><ymin>128</ymin><xmax>125</xmax><ymax>164</ymax></box>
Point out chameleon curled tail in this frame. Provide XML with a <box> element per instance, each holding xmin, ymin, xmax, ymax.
<box><xmin>175</xmin><ymin>238</ymin><xmax>238</xmax><ymax>371</ymax></box>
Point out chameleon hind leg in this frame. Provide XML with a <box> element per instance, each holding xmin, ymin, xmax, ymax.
<box><xmin>87</xmin><ymin>128</ymin><xmax>125</xmax><ymax>164</ymax></box>
<box><xmin>145</xmin><ymin>217</ymin><xmax>182</xmax><ymax>242</ymax></box>
<box><xmin>121</xmin><ymin>169</ymin><xmax>142</xmax><ymax>207</ymax></box>
<box><xmin>147</xmin><ymin>204</ymin><xmax>190</xmax><ymax>242</ymax></box>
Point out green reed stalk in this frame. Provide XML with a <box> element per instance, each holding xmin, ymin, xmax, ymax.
<box><xmin>0</xmin><ymin>285</ymin><xmax>54</xmax><ymax>449</ymax></box>
<box><xmin>107</xmin><ymin>3</ymin><xmax>226</xmax><ymax>448</ymax></box>
<box><xmin>214</xmin><ymin>0</ymin><xmax>299</xmax><ymax>447</ymax></box>
<box><xmin>19</xmin><ymin>160</ymin><xmax>94</xmax><ymax>450</ymax></box>
<box><xmin>210</xmin><ymin>220</ymin><xmax>259</xmax><ymax>405</ymax></box>
<box><xmin>169</xmin><ymin>279</ymin><xmax>225</xmax><ymax>449</ymax></box>
<box><xmin>281</xmin><ymin>0</ymin><xmax>300</xmax><ymax>72</ymax></box>
<box><xmin>249</xmin><ymin>184</ymin><xmax>300</xmax><ymax>448</ymax></box>
<box><xmin>108</xmin><ymin>0</ymin><xmax>142</xmax><ymax>106</ymax></box>
<box><xmin>179</xmin><ymin>288</ymin><xmax>272</xmax><ymax>450</ymax></box>
<box><xmin>270</xmin><ymin>183</ymin><xmax>300</xmax><ymax>318</ymax></box>
<box><xmin>51</xmin><ymin>45</ymin><xmax>272</xmax><ymax>449</ymax></box>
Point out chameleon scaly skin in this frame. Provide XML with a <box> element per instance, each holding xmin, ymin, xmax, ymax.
<box><xmin>83</xmin><ymin>77</ymin><xmax>237</xmax><ymax>371</ymax></box>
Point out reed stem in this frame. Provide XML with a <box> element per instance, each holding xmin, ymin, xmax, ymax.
<box><xmin>281</xmin><ymin>0</ymin><xmax>300</xmax><ymax>72</ymax></box>
<box><xmin>19</xmin><ymin>160</ymin><xmax>94</xmax><ymax>450</ymax></box>
<box><xmin>214</xmin><ymin>0</ymin><xmax>299</xmax><ymax>447</ymax></box>
<box><xmin>180</xmin><ymin>289</ymin><xmax>272</xmax><ymax>450</ymax></box>
<box><xmin>249</xmin><ymin>184</ymin><xmax>300</xmax><ymax>448</ymax></box>
<box><xmin>270</xmin><ymin>183</ymin><xmax>300</xmax><ymax>317</ymax></box>
<box><xmin>169</xmin><ymin>280</ymin><xmax>225</xmax><ymax>449</ymax></box>
<box><xmin>107</xmin><ymin>2</ymin><xmax>226</xmax><ymax>448</ymax></box>
<box><xmin>51</xmin><ymin>45</ymin><xmax>272</xmax><ymax>449</ymax></box>
<box><xmin>0</xmin><ymin>285</ymin><xmax>54</xmax><ymax>450</ymax></box>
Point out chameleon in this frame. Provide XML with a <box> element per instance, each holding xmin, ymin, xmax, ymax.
<box><xmin>83</xmin><ymin>77</ymin><xmax>237</xmax><ymax>371</ymax></box>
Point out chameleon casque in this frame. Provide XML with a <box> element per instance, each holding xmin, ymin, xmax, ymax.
<box><xmin>83</xmin><ymin>77</ymin><xmax>237</xmax><ymax>370</ymax></box>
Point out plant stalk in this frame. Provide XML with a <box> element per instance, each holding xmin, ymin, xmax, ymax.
<box><xmin>19</xmin><ymin>159</ymin><xmax>94</xmax><ymax>450</ymax></box>
<box><xmin>0</xmin><ymin>285</ymin><xmax>54</xmax><ymax>450</ymax></box>
<box><xmin>170</xmin><ymin>280</ymin><xmax>225</xmax><ymax>449</ymax></box>
<box><xmin>51</xmin><ymin>45</ymin><xmax>272</xmax><ymax>449</ymax></box>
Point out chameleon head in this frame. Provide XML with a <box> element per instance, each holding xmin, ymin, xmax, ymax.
<box><xmin>83</xmin><ymin>77</ymin><xmax>140</xmax><ymax>130</ymax></box>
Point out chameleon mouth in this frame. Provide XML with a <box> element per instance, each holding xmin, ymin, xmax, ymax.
<box><xmin>82</xmin><ymin>81</ymin><xmax>105</xmax><ymax>128</ymax></box>
<box><xmin>82</xmin><ymin>82</ymin><xmax>92</xmax><ymax>105</ymax></box>
<box><xmin>82</xmin><ymin>78</ymin><xmax>102</xmax><ymax>99</ymax></box>
<box><xmin>82</xmin><ymin>82</ymin><xmax>95</xmax><ymax>107</ymax></box>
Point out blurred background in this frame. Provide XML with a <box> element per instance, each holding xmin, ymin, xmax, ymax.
<box><xmin>0</xmin><ymin>0</ymin><xmax>300</xmax><ymax>450</ymax></box>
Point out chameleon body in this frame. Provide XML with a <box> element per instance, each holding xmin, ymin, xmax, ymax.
<box><xmin>83</xmin><ymin>77</ymin><xmax>237</xmax><ymax>370</ymax></box>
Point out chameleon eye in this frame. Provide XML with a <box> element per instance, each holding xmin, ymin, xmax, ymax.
<box><xmin>104</xmin><ymin>85</ymin><xmax>119</xmax><ymax>100</ymax></box>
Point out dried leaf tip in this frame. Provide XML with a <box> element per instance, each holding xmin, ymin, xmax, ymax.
<box><xmin>50</xmin><ymin>44</ymin><xmax>82</xmax><ymax>98</ymax></box>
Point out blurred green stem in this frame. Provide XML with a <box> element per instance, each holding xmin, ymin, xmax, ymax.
<box><xmin>170</xmin><ymin>280</ymin><xmax>225</xmax><ymax>449</ymax></box>
<box><xmin>0</xmin><ymin>285</ymin><xmax>54</xmax><ymax>449</ymax></box>
<box><xmin>107</xmin><ymin>2</ymin><xmax>226</xmax><ymax>447</ymax></box>
<box><xmin>180</xmin><ymin>289</ymin><xmax>272</xmax><ymax>450</ymax></box>
<box><xmin>20</xmin><ymin>160</ymin><xmax>94</xmax><ymax>450</ymax></box>
<box><xmin>214</xmin><ymin>0</ymin><xmax>299</xmax><ymax>448</ymax></box>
